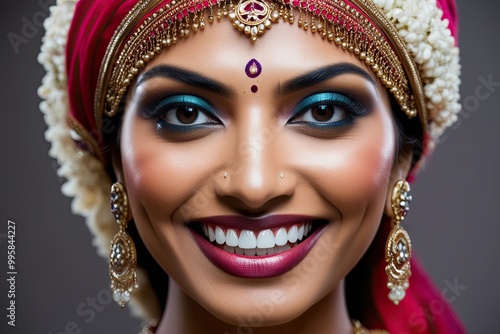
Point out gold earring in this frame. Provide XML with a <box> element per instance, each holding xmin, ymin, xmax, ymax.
<box><xmin>109</xmin><ymin>182</ymin><xmax>138</xmax><ymax>307</ymax></box>
<box><xmin>385</xmin><ymin>179</ymin><xmax>412</xmax><ymax>305</ymax></box>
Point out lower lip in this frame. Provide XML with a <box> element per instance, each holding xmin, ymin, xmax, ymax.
<box><xmin>190</xmin><ymin>225</ymin><xmax>327</xmax><ymax>278</ymax></box>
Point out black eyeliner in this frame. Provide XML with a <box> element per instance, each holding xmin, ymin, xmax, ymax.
<box><xmin>141</xmin><ymin>95</ymin><xmax>219</xmax><ymax>119</ymax></box>
<box><xmin>288</xmin><ymin>92</ymin><xmax>369</xmax><ymax>130</ymax></box>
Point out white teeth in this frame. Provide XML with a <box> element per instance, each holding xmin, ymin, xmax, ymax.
<box><xmin>215</xmin><ymin>226</ymin><xmax>225</xmax><ymax>245</ymax></box>
<box><xmin>225</xmin><ymin>229</ymin><xmax>238</xmax><ymax>247</ymax></box>
<box><xmin>275</xmin><ymin>227</ymin><xmax>288</xmax><ymax>246</ymax></box>
<box><xmin>288</xmin><ymin>225</ymin><xmax>298</xmax><ymax>243</ymax></box>
<box><xmin>297</xmin><ymin>225</ymin><xmax>304</xmax><ymax>241</ymax></box>
<box><xmin>256</xmin><ymin>229</ymin><xmax>275</xmax><ymax>249</ymax></box>
<box><xmin>201</xmin><ymin>222</ymin><xmax>317</xmax><ymax>255</ymax></box>
<box><xmin>208</xmin><ymin>226</ymin><xmax>216</xmax><ymax>242</ymax></box>
<box><xmin>238</xmin><ymin>230</ymin><xmax>257</xmax><ymax>249</ymax></box>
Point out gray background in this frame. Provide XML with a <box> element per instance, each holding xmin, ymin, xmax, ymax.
<box><xmin>1</xmin><ymin>0</ymin><xmax>499</xmax><ymax>333</ymax></box>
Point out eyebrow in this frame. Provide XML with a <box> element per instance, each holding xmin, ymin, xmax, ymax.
<box><xmin>136</xmin><ymin>64</ymin><xmax>235</xmax><ymax>97</ymax></box>
<box><xmin>275</xmin><ymin>63</ymin><xmax>375</xmax><ymax>96</ymax></box>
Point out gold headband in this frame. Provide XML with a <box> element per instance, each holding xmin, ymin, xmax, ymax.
<box><xmin>96</xmin><ymin>0</ymin><xmax>426</xmax><ymax>132</ymax></box>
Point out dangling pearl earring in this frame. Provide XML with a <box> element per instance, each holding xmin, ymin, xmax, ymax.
<box><xmin>385</xmin><ymin>179</ymin><xmax>412</xmax><ymax>305</ymax></box>
<box><xmin>109</xmin><ymin>182</ymin><xmax>138</xmax><ymax>307</ymax></box>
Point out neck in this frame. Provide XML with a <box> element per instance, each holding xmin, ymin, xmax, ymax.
<box><xmin>156</xmin><ymin>278</ymin><xmax>352</xmax><ymax>334</ymax></box>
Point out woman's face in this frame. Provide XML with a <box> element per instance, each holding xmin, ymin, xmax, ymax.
<box><xmin>117</xmin><ymin>17</ymin><xmax>408</xmax><ymax>326</ymax></box>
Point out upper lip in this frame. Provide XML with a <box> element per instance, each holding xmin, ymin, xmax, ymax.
<box><xmin>188</xmin><ymin>214</ymin><xmax>324</xmax><ymax>231</ymax></box>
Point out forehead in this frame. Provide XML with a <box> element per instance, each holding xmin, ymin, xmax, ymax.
<box><xmin>142</xmin><ymin>17</ymin><xmax>377</xmax><ymax>84</ymax></box>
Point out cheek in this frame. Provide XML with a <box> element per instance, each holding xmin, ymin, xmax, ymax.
<box><xmin>312</xmin><ymin>126</ymin><xmax>395</xmax><ymax>207</ymax></box>
<box><xmin>337</xmin><ymin>128</ymin><xmax>395</xmax><ymax>217</ymax></box>
<box><xmin>288</xmin><ymin>111</ymin><xmax>396</xmax><ymax>220</ymax></box>
<box><xmin>337</xmin><ymin>130</ymin><xmax>394</xmax><ymax>202</ymax></box>
<box><xmin>120</xmin><ymin>116</ymin><xmax>223</xmax><ymax>222</ymax></box>
<box><xmin>118</xmin><ymin>114</ymin><xmax>230</xmax><ymax>280</ymax></box>
<box><xmin>290</xmin><ymin>111</ymin><xmax>396</xmax><ymax>280</ymax></box>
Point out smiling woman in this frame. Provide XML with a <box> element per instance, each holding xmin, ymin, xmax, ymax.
<box><xmin>39</xmin><ymin>0</ymin><xmax>464</xmax><ymax>333</ymax></box>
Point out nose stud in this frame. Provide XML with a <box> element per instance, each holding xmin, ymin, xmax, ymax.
<box><xmin>279</xmin><ymin>172</ymin><xmax>284</xmax><ymax>179</ymax></box>
<box><xmin>224</xmin><ymin>172</ymin><xmax>228</xmax><ymax>179</ymax></box>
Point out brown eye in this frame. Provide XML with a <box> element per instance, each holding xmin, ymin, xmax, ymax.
<box><xmin>311</xmin><ymin>105</ymin><xmax>334</xmax><ymax>122</ymax></box>
<box><xmin>292</xmin><ymin>104</ymin><xmax>347</xmax><ymax>124</ymax></box>
<box><xmin>158</xmin><ymin>102</ymin><xmax>217</xmax><ymax>127</ymax></box>
<box><xmin>148</xmin><ymin>95</ymin><xmax>221</xmax><ymax>131</ymax></box>
<box><xmin>289</xmin><ymin>92</ymin><xmax>364</xmax><ymax>128</ymax></box>
<box><xmin>175</xmin><ymin>106</ymin><xmax>198</xmax><ymax>124</ymax></box>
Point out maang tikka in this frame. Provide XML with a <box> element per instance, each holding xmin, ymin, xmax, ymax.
<box><xmin>109</xmin><ymin>182</ymin><xmax>138</xmax><ymax>307</ymax></box>
<box><xmin>228</xmin><ymin>0</ymin><xmax>280</xmax><ymax>42</ymax></box>
<box><xmin>385</xmin><ymin>179</ymin><xmax>412</xmax><ymax>305</ymax></box>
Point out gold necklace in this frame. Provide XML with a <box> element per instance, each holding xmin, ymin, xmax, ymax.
<box><xmin>352</xmin><ymin>320</ymin><xmax>389</xmax><ymax>334</ymax></box>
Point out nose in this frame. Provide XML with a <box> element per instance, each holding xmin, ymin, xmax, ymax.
<box><xmin>215</xmin><ymin>120</ymin><xmax>296</xmax><ymax>212</ymax></box>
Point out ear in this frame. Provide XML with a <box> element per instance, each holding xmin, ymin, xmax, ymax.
<box><xmin>384</xmin><ymin>148</ymin><xmax>413</xmax><ymax>218</ymax></box>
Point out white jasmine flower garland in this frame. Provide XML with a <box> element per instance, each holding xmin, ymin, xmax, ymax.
<box><xmin>373</xmin><ymin>0</ymin><xmax>461</xmax><ymax>139</ymax></box>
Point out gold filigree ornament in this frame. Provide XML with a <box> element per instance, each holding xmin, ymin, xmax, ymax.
<box><xmin>109</xmin><ymin>182</ymin><xmax>138</xmax><ymax>307</ymax></box>
<box><xmin>228</xmin><ymin>0</ymin><xmax>280</xmax><ymax>42</ymax></box>
<box><xmin>385</xmin><ymin>179</ymin><xmax>412</xmax><ymax>305</ymax></box>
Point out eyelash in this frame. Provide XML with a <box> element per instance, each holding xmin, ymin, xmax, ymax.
<box><xmin>288</xmin><ymin>92</ymin><xmax>367</xmax><ymax>129</ymax></box>
<box><xmin>142</xmin><ymin>92</ymin><xmax>366</xmax><ymax>133</ymax></box>
<box><xmin>142</xmin><ymin>95</ymin><xmax>221</xmax><ymax>132</ymax></box>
